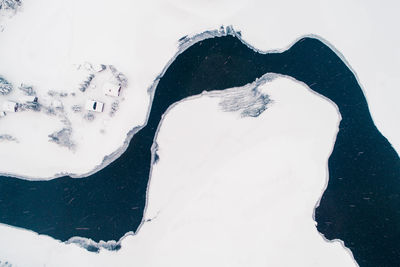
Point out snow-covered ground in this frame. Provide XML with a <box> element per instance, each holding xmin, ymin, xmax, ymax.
<box><xmin>0</xmin><ymin>76</ymin><xmax>358</xmax><ymax>266</ymax></box>
<box><xmin>0</xmin><ymin>0</ymin><xmax>21</xmax><ymax>25</ymax></box>
<box><xmin>0</xmin><ymin>0</ymin><xmax>398</xmax><ymax>266</ymax></box>
<box><xmin>0</xmin><ymin>63</ymin><xmax>130</xmax><ymax>178</ymax></box>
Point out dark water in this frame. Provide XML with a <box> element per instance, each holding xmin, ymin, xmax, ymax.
<box><xmin>0</xmin><ymin>35</ymin><xmax>399</xmax><ymax>266</ymax></box>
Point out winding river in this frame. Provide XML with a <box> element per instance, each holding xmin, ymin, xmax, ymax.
<box><xmin>0</xmin><ymin>35</ymin><xmax>399</xmax><ymax>266</ymax></box>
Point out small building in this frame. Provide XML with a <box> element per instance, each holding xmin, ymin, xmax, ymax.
<box><xmin>2</xmin><ymin>101</ymin><xmax>18</xmax><ymax>113</ymax></box>
<box><xmin>85</xmin><ymin>100</ymin><xmax>104</xmax><ymax>113</ymax></box>
<box><xmin>93</xmin><ymin>64</ymin><xmax>106</xmax><ymax>72</ymax></box>
<box><xmin>103</xmin><ymin>82</ymin><xmax>121</xmax><ymax>97</ymax></box>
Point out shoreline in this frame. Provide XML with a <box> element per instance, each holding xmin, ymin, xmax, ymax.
<box><xmin>1</xmin><ymin>26</ymin><xmax>397</xmax><ymax>266</ymax></box>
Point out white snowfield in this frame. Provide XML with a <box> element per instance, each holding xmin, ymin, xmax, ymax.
<box><xmin>0</xmin><ymin>63</ymin><xmax>129</xmax><ymax>178</ymax></box>
<box><xmin>0</xmin><ymin>0</ymin><xmax>398</xmax><ymax>266</ymax></box>
<box><xmin>0</xmin><ymin>76</ymin><xmax>357</xmax><ymax>267</ymax></box>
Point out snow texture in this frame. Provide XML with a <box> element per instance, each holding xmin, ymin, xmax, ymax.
<box><xmin>0</xmin><ymin>0</ymin><xmax>21</xmax><ymax>25</ymax></box>
<box><xmin>79</xmin><ymin>74</ymin><xmax>94</xmax><ymax>92</ymax></box>
<box><xmin>0</xmin><ymin>134</ymin><xmax>17</xmax><ymax>142</ymax></box>
<box><xmin>19</xmin><ymin>100</ymin><xmax>40</xmax><ymax>112</ymax></box>
<box><xmin>0</xmin><ymin>0</ymin><xmax>399</xmax><ymax>266</ymax></box>
<box><xmin>66</xmin><ymin>236</ymin><xmax>121</xmax><ymax>253</ymax></box>
<box><xmin>48</xmin><ymin>127</ymin><xmax>74</xmax><ymax>150</ymax></box>
<box><xmin>0</xmin><ymin>64</ymin><xmax>128</xmax><ymax>178</ymax></box>
<box><xmin>109</xmin><ymin>100</ymin><xmax>119</xmax><ymax>117</ymax></box>
<box><xmin>18</xmin><ymin>83</ymin><xmax>35</xmax><ymax>96</ymax></box>
<box><xmin>71</xmin><ymin>104</ymin><xmax>82</xmax><ymax>113</ymax></box>
<box><xmin>216</xmin><ymin>74</ymin><xmax>274</xmax><ymax>117</ymax></box>
<box><xmin>0</xmin><ymin>260</ymin><xmax>13</xmax><ymax>267</ymax></box>
<box><xmin>0</xmin><ymin>0</ymin><xmax>20</xmax><ymax>11</ymax></box>
<box><xmin>0</xmin><ymin>77</ymin><xmax>12</xmax><ymax>95</ymax></box>
<box><xmin>83</xmin><ymin>112</ymin><xmax>95</xmax><ymax>122</ymax></box>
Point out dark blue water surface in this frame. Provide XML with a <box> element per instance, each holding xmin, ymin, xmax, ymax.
<box><xmin>0</xmin><ymin>35</ymin><xmax>399</xmax><ymax>266</ymax></box>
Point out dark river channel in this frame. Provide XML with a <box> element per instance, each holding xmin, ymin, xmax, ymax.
<box><xmin>0</xmin><ymin>35</ymin><xmax>398</xmax><ymax>266</ymax></box>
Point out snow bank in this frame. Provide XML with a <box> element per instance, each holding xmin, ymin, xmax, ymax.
<box><xmin>0</xmin><ymin>76</ymin><xmax>357</xmax><ymax>266</ymax></box>
<box><xmin>0</xmin><ymin>0</ymin><xmax>398</xmax><ymax>180</ymax></box>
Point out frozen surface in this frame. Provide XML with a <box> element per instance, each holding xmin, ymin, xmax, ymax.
<box><xmin>0</xmin><ymin>76</ymin><xmax>357</xmax><ymax>266</ymax></box>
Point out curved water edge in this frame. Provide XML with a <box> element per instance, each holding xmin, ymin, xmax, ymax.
<box><xmin>0</xmin><ymin>27</ymin><xmax>360</xmax><ymax>182</ymax></box>
<box><xmin>0</xmin><ymin>27</ymin><xmax>399</xmax><ymax>266</ymax></box>
<box><xmin>0</xmin><ymin>27</ymin><xmax>233</xmax><ymax>182</ymax></box>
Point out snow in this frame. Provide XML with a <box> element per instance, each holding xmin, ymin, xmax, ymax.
<box><xmin>126</xmin><ymin>76</ymin><xmax>355</xmax><ymax>266</ymax></box>
<box><xmin>0</xmin><ymin>0</ymin><xmax>398</xmax><ymax>266</ymax></box>
<box><xmin>103</xmin><ymin>82</ymin><xmax>121</xmax><ymax>97</ymax></box>
<box><xmin>2</xmin><ymin>100</ymin><xmax>16</xmax><ymax>112</ymax></box>
<box><xmin>0</xmin><ymin>76</ymin><xmax>357</xmax><ymax>266</ymax></box>
<box><xmin>0</xmin><ymin>63</ymin><xmax>133</xmax><ymax>178</ymax></box>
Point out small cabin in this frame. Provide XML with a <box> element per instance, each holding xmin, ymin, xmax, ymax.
<box><xmin>103</xmin><ymin>82</ymin><xmax>121</xmax><ymax>97</ymax></box>
<box><xmin>93</xmin><ymin>64</ymin><xmax>106</xmax><ymax>72</ymax></box>
<box><xmin>85</xmin><ymin>100</ymin><xmax>104</xmax><ymax>113</ymax></box>
<box><xmin>2</xmin><ymin>101</ymin><xmax>18</xmax><ymax>113</ymax></box>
